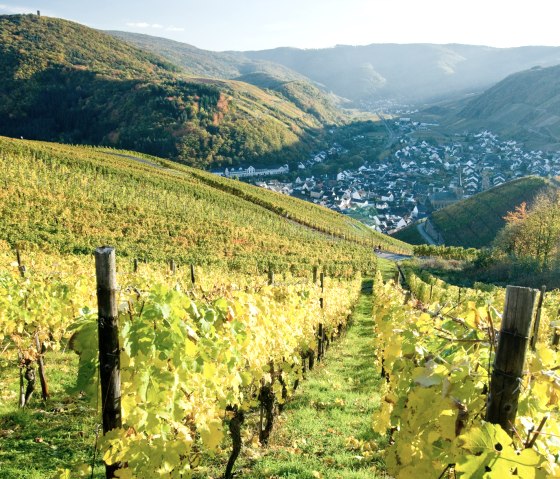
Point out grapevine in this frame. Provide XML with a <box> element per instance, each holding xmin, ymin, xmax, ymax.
<box><xmin>372</xmin><ymin>270</ymin><xmax>560</xmax><ymax>478</ymax></box>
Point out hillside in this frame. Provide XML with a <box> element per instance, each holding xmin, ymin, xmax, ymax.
<box><xmin>0</xmin><ymin>136</ymin><xmax>409</xmax><ymax>272</ymax></box>
<box><xmin>108</xmin><ymin>31</ymin><xmax>345</xmax><ymax>125</ymax></box>
<box><xmin>242</xmin><ymin>44</ymin><xmax>560</xmax><ymax>106</ymax></box>
<box><xmin>392</xmin><ymin>176</ymin><xmax>553</xmax><ymax>248</ymax></box>
<box><xmin>450</xmin><ymin>64</ymin><xmax>560</xmax><ymax>148</ymax></box>
<box><xmin>0</xmin><ymin>15</ymin><xmax>338</xmax><ymax>169</ymax></box>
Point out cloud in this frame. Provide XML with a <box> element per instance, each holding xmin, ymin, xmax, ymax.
<box><xmin>126</xmin><ymin>22</ymin><xmax>181</xmax><ymax>31</ymax></box>
<box><xmin>0</xmin><ymin>3</ymin><xmax>36</xmax><ymax>14</ymax></box>
<box><xmin>126</xmin><ymin>22</ymin><xmax>162</xmax><ymax>29</ymax></box>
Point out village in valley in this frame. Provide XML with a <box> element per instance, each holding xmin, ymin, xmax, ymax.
<box><xmin>214</xmin><ymin>118</ymin><xmax>560</xmax><ymax>234</ymax></box>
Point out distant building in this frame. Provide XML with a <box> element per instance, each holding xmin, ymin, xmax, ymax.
<box><xmin>215</xmin><ymin>164</ymin><xmax>289</xmax><ymax>178</ymax></box>
<box><xmin>429</xmin><ymin>191</ymin><xmax>459</xmax><ymax>210</ymax></box>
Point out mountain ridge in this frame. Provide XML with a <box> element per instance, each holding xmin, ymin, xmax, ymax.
<box><xmin>107</xmin><ymin>31</ymin><xmax>560</xmax><ymax>107</ymax></box>
<box><xmin>449</xmin><ymin>63</ymin><xmax>560</xmax><ymax>148</ymax></box>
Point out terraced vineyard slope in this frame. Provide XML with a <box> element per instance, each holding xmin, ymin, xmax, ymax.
<box><xmin>0</xmin><ymin>136</ymin><xmax>409</xmax><ymax>273</ymax></box>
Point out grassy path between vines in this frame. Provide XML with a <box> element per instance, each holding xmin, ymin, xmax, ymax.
<box><xmin>238</xmin><ymin>279</ymin><xmax>387</xmax><ymax>479</ymax></box>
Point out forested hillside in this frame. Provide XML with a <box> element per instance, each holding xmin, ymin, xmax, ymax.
<box><xmin>393</xmin><ymin>177</ymin><xmax>553</xmax><ymax>247</ymax></box>
<box><xmin>0</xmin><ymin>15</ymin><xmax>339</xmax><ymax>169</ymax></box>
<box><xmin>109</xmin><ymin>31</ymin><xmax>345</xmax><ymax>125</ymax></box>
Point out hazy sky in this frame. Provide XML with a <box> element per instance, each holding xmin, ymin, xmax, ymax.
<box><xmin>1</xmin><ymin>0</ymin><xmax>559</xmax><ymax>51</ymax></box>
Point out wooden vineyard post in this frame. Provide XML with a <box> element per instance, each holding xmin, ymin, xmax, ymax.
<box><xmin>317</xmin><ymin>272</ymin><xmax>325</xmax><ymax>361</ymax></box>
<box><xmin>169</xmin><ymin>259</ymin><xmax>176</xmax><ymax>275</ymax></box>
<box><xmin>553</xmin><ymin>309</ymin><xmax>560</xmax><ymax>349</ymax></box>
<box><xmin>133</xmin><ymin>258</ymin><xmax>138</xmax><ymax>273</ymax></box>
<box><xmin>268</xmin><ymin>268</ymin><xmax>274</xmax><ymax>286</ymax></box>
<box><xmin>530</xmin><ymin>286</ymin><xmax>546</xmax><ymax>351</ymax></box>
<box><xmin>313</xmin><ymin>265</ymin><xmax>318</xmax><ymax>284</ymax></box>
<box><xmin>486</xmin><ymin>286</ymin><xmax>537</xmax><ymax>436</ymax></box>
<box><xmin>190</xmin><ymin>264</ymin><xmax>196</xmax><ymax>285</ymax></box>
<box><xmin>95</xmin><ymin>247</ymin><xmax>123</xmax><ymax>478</ymax></box>
<box><xmin>34</xmin><ymin>333</ymin><xmax>49</xmax><ymax>401</ymax></box>
<box><xmin>16</xmin><ymin>249</ymin><xmax>26</xmax><ymax>277</ymax></box>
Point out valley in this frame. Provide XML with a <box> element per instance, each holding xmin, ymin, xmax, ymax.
<box><xmin>1</xmin><ymin>7</ymin><xmax>560</xmax><ymax>479</ymax></box>
<box><xmin>237</xmin><ymin>116</ymin><xmax>560</xmax><ymax>237</ymax></box>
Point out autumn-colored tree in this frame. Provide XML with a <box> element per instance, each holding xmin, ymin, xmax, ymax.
<box><xmin>495</xmin><ymin>191</ymin><xmax>560</xmax><ymax>269</ymax></box>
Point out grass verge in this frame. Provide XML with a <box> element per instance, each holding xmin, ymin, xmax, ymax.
<box><xmin>0</xmin><ymin>351</ymin><xmax>105</xmax><ymax>479</ymax></box>
<box><xmin>225</xmin><ymin>279</ymin><xmax>387</xmax><ymax>479</ymax></box>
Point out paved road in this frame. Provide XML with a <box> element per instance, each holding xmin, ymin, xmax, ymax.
<box><xmin>378</xmin><ymin>112</ymin><xmax>398</xmax><ymax>149</ymax></box>
<box><xmin>417</xmin><ymin>221</ymin><xmax>438</xmax><ymax>245</ymax></box>
<box><xmin>375</xmin><ymin>251</ymin><xmax>412</xmax><ymax>262</ymax></box>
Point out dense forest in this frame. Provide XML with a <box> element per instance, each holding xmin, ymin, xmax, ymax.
<box><xmin>0</xmin><ymin>15</ymin><xmax>339</xmax><ymax>169</ymax></box>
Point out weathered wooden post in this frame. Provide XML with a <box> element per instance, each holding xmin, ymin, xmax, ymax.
<box><xmin>313</xmin><ymin>265</ymin><xmax>318</xmax><ymax>284</ymax></box>
<box><xmin>95</xmin><ymin>246</ymin><xmax>122</xmax><ymax>478</ymax></box>
<box><xmin>268</xmin><ymin>269</ymin><xmax>274</xmax><ymax>286</ymax></box>
<box><xmin>16</xmin><ymin>249</ymin><xmax>26</xmax><ymax>278</ymax></box>
<box><xmin>486</xmin><ymin>286</ymin><xmax>537</xmax><ymax>436</ymax></box>
<box><xmin>190</xmin><ymin>264</ymin><xmax>196</xmax><ymax>285</ymax></box>
<box><xmin>133</xmin><ymin>258</ymin><xmax>138</xmax><ymax>273</ymax></box>
<box><xmin>317</xmin><ymin>272</ymin><xmax>325</xmax><ymax>360</ymax></box>
<box><xmin>34</xmin><ymin>333</ymin><xmax>49</xmax><ymax>401</ymax></box>
<box><xmin>553</xmin><ymin>310</ymin><xmax>560</xmax><ymax>348</ymax></box>
<box><xmin>169</xmin><ymin>259</ymin><xmax>176</xmax><ymax>275</ymax></box>
<box><xmin>530</xmin><ymin>286</ymin><xmax>546</xmax><ymax>351</ymax></box>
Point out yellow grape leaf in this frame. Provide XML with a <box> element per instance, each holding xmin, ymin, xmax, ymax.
<box><xmin>203</xmin><ymin>362</ymin><xmax>216</xmax><ymax>380</ymax></box>
<box><xmin>114</xmin><ymin>469</ymin><xmax>134</xmax><ymax>479</ymax></box>
<box><xmin>54</xmin><ymin>469</ymin><xmax>71</xmax><ymax>479</ymax></box>
<box><xmin>438</xmin><ymin>410</ymin><xmax>457</xmax><ymax>441</ymax></box>
<box><xmin>200</xmin><ymin>419</ymin><xmax>223</xmax><ymax>450</ymax></box>
<box><xmin>384</xmin><ymin>337</ymin><xmax>402</xmax><ymax>361</ymax></box>
<box><xmin>456</xmin><ymin>423</ymin><xmax>545</xmax><ymax>478</ymax></box>
<box><xmin>398</xmin><ymin>461</ymin><xmax>438</xmax><ymax>478</ymax></box>
<box><xmin>183</xmin><ymin>337</ymin><xmax>197</xmax><ymax>357</ymax></box>
<box><xmin>373</xmin><ymin>397</ymin><xmax>394</xmax><ymax>434</ymax></box>
<box><xmin>397</xmin><ymin>441</ymin><xmax>414</xmax><ymax>466</ymax></box>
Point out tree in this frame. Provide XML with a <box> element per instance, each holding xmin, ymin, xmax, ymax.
<box><xmin>495</xmin><ymin>191</ymin><xmax>560</xmax><ymax>269</ymax></box>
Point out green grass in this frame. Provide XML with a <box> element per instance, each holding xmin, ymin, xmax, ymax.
<box><xmin>0</xmin><ymin>351</ymin><xmax>104</xmax><ymax>479</ymax></box>
<box><xmin>391</xmin><ymin>221</ymin><xmax>426</xmax><ymax>245</ymax></box>
<box><xmin>229</xmin><ymin>279</ymin><xmax>386</xmax><ymax>479</ymax></box>
<box><xmin>375</xmin><ymin>258</ymin><xmax>397</xmax><ymax>282</ymax></box>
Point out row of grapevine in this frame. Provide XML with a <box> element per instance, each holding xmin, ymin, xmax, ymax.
<box><xmin>413</xmin><ymin>244</ymin><xmax>480</xmax><ymax>261</ymax></box>
<box><xmin>0</xmin><ymin>245</ymin><xmax>362</xmax><ymax>478</ymax></box>
<box><xmin>371</xmin><ymin>271</ymin><xmax>559</xmax><ymax>478</ymax></box>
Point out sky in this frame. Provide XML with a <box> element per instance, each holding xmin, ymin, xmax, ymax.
<box><xmin>1</xmin><ymin>0</ymin><xmax>560</xmax><ymax>51</ymax></box>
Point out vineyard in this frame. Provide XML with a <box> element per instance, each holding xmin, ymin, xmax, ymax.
<box><xmin>372</xmin><ymin>268</ymin><xmax>560</xmax><ymax>478</ymax></box>
<box><xmin>2</xmin><ymin>238</ymin><xmax>560</xmax><ymax>477</ymax></box>
<box><xmin>2</xmin><ymin>135</ymin><xmax>558</xmax><ymax>478</ymax></box>
<box><xmin>0</xmin><ymin>244</ymin><xmax>363</xmax><ymax>478</ymax></box>
<box><xmin>0</xmin><ymin>136</ymin><xmax>409</xmax><ymax>273</ymax></box>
